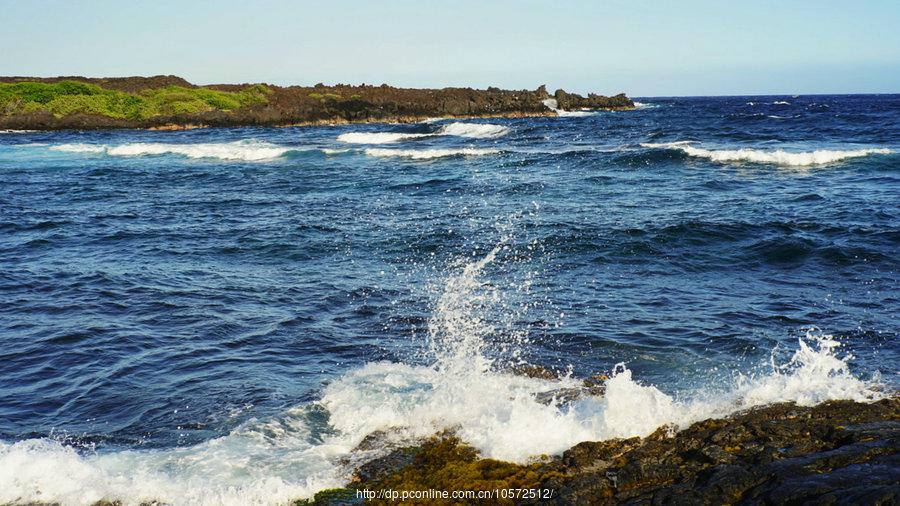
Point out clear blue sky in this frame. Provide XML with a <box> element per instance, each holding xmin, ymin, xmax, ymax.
<box><xmin>1</xmin><ymin>0</ymin><xmax>898</xmax><ymax>96</ymax></box>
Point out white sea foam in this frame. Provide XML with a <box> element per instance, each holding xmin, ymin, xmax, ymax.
<box><xmin>337</xmin><ymin>122</ymin><xmax>509</xmax><ymax>144</ymax></box>
<box><xmin>436</xmin><ymin>122</ymin><xmax>510</xmax><ymax>138</ymax></box>
<box><xmin>0</xmin><ymin>129</ymin><xmax>38</xmax><ymax>134</ymax></box>
<box><xmin>773</xmin><ymin>101</ymin><xmax>790</xmax><ymax>105</ymax></box>
<box><xmin>542</xmin><ymin>98</ymin><xmax>596</xmax><ymax>117</ymax></box>
<box><xmin>336</xmin><ymin>131</ymin><xmax>433</xmax><ymax>144</ymax></box>
<box><xmin>641</xmin><ymin>141</ymin><xmax>893</xmax><ymax>166</ymax></box>
<box><xmin>633</xmin><ymin>101</ymin><xmax>659</xmax><ymax>109</ymax></box>
<box><xmin>52</xmin><ymin>143</ymin><xmax>107</xmax><ymax>153</ymax></box>
<box><xmin>364</xmin><ymin>147</ymin><xmax>500</xmax><ymax>159</ymax></box>
<box><xmin>50</xmin><ymin>140</ymin><xmax>297</xmax><ymax>161</ymax></box>
<box><xmin>0</xmin><ymin>244</ymin><xmax>886</xmax><ymax>505</ymax></box>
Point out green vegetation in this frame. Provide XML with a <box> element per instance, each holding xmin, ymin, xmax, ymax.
<box><xmin>292</xmin><ymin>488</ymin><xmax>359</xmax><ymax>505</ymax></box>
<box><xmin>308</xmin><ymin>92</ymin><xmax>343</xmax><ymax>101</ymax></box>
<box><xmin>0</xmin><ymin>80</ymin><xmax>270</xmax><ymax>120</ymax></box>
<box><xmin>366</xmin><ymin>436</ymin><xmax>552</xmax><ymax>505</ymax></box>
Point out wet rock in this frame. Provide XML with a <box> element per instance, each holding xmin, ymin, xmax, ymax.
<box><xmin>349</xmin><ymin>398</ymin><xmax>899</xmax><ymax>505</ymax></box>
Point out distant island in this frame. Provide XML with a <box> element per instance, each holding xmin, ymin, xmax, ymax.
<box><xmin>0</xmin><ymin>76</ymin><xmax>633</xmax><ymax>131</ymax></box>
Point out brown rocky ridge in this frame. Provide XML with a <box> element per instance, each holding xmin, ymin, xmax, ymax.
<box><xmin>0</xmin><ymin>76</ymin><xmax>634</xmax><ymax>131</ymax></box>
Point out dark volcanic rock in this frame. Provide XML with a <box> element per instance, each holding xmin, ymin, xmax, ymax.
<box><xmin>0</xmin><ymin>76</ymin><xmax>634</xmax><ymax>131</ymax></box>
<box><xmin>350</xmin><ymin>398</ymin><xmax>899</xmax><ymax>505</ymax></box>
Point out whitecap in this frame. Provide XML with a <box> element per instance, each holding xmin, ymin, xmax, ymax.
<box><xmin>436</xmin><ymin>122</ymin><xmax>510</xmax><ymax>138</ymax></box>
<box><xmin>335</xmin><ymin>131</ymin><xmax>433</xmax><ymax>144</ymax></box>
<box><xmin>51</xmin><ymin>143</ymin><xmax>107</xmax><ymax>153</ymax></box>
<box><xmin>542</xmin><ymin>98</ymin><xmax>596</xmax><ymax>117</ymax></box>
<box><xmin>641</xmin><ymin>141</ymin><xmax>892</xmax><ymax>166</ymax></box>
<box><xmin>337</xmin><ymin>122</ymin><xmax>509</xmax><ymax>144</ymax></box>
<box><xmin>50</xmin><ymin>140</ymin><xmax>298</xmax><ymax>161</ymax></box>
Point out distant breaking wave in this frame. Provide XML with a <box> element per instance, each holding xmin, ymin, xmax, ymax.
<box><xmin>337</xmin><ymin>122</ymin><xmax>510</xmax><ymax>144</ymax></box>
<box><xmin>335</xmin><ymin>132</ymin><xmax>432</xmax><ymax>144</ymax></box>
<box><xmin>436</xmin><ymin>122</ymin><xmax>510</xmax><ymax>138</ymax></box>
<box><xmin>641</xmin><ymin>141</ymin><xmax>893</xmax><ymax>166</ymax></box>
<box><xmin>50</xmin><ymin>140</ymin><xmax>305</xmax><ymax>161</ymax></box>
<box><xmin>364</xmin><ymin>147</ymin><xmax>500</xmax><ymax>159</ymax></box>
<box><xmin>542</xmin><ymin>98</ymin><xmax>596</xmax><ymax>117</ymax></box>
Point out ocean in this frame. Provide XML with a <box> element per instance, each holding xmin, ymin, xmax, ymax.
<box><xmin>0</xmin><ymin>95</ymin><xmax>897</xmax><ymax>505</ymax></box>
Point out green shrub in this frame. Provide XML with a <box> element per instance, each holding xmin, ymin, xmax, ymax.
<box><xmin>309</xmin><ymin>92</ymin><xmax>342</xmax><ymax>101</ymax></box>
<box><xmin>0</xmin><ymin>81</ymin><xmax>270</xmax><ymax>120</ymax></box>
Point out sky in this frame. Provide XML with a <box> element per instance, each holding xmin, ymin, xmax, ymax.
<box><xmin>1</xmin><ymin>0</ymin><xmax>898</xmax><ymax>96</ymax></box>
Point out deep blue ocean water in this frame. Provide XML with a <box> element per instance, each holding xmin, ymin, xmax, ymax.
<box><xmin>0</xmin><ymin>95</ymin><xmax>897</xmax><ymax>504</ymax></box>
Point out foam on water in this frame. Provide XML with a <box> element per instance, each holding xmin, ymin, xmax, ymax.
<box><xmin>436</xmin><ymin>122</ymin><xmax>510</xmax><ymax>138</ymax></box>
<box><xmin>641</xmin><ymin>141</ymin><xmax>893</xmax><ymax>166</ymax></box>
<box><xmin>0</xmin><ymin>244</ymin><xmax>885</xmax><ymax>505</ymax></box>
<box><xmin>52</xmin><ymin>143</ymin><xmax>108</xmax><ymax>153</ymax></box>
<box><xmin>50</xmin><ymin>140</ymin><xmax>298</xmax><ymax>161</ymax></box>
<box><xmin>336</xmin><ymin>132</ymin><xmax>433</xmax><ymax>144</ymax></box>
<box><xmin>542</xmin><ymin>98</ymin><xmax>596</xmax><ymax>117</ymax></box>
<box><xmin>337</xmin><ymin>122</ymin><xmax>509</xmax><ymax>144</ymax></box>
<box><xmin>364</xmin><ymin>147</ymin><xmax>500</xmax><ymax>159</ymax></box>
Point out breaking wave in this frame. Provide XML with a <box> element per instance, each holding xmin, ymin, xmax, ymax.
<box><xmin>337</xmin><ymin>122</ymin><xmax>510</xmax><ymax>144</ymax></box>
<box><xmin>336</xmin><ymin>132</ymin><xmax>433</xmax><ymax>144</ymax></box>
<box><xmin>436</xmin><ymin>122</ymin><xmax>510</xmax><ymax>138</ymax></box>
<box><xmin>542</xmin><ymin>98</ymin><xmax>596</xmax><ymax>117</ymax></box>
<box><xmin>364</xmin><ymin>147</ymin><xmax>501</xmax><ymax>159</ymax></box>
<box><xmin>641</xmin><ymin>141</ymin><xmax>893</xmax><ymax>166</ymax></box>
<box><xmin>0</xmin><ymin>243</ymin><xmax>885</xmax><ymax>506</ymax></box>
<box><xmin>50</xmin><ymin>140</ymin><xmax>302</xmax><ymax>161</ymax></box>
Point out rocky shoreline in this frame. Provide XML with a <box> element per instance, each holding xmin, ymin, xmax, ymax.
<box><xmin>299</xmin><ymin>397</ymin><xmax>898</xmax><ymax>505</ymax></box>
<box><xmin>0</xmin><ymin>76</ymin><xmax>633</xmax><ymax>131</ymax></box>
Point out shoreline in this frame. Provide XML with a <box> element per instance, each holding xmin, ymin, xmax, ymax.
<box><xmin>0</xmin><ymin>76</ymin><xmax>635</xmax><ymax>132</ymax></box>
<box><xmin>315</xmin><ymin>396</ymin><xmax>898</xmax><ymax>505</ymax></box>
<box><xmin>3</xmin><ymin>108</ymin><xmax>637</xmax><ymax>133</ymax></box>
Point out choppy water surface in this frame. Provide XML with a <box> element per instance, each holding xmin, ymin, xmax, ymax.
<box><xmin>0</xmin><ymin>95</ymin><xmax>898</xmax><ymax>505</ymax></box>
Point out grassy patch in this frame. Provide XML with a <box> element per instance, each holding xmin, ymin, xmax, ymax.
<box><xmin>308</xmin><ymin>92</ymin><xmax>343</xmax><ymax>101</ymax></box>
<box><xmin>0</xmin><ymin>80</ymin><xmax>270</xmax><ymax>120</ymax></box>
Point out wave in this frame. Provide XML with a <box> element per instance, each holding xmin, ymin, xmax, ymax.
<box><xmin>337</xmin><ymin>122</ymin><xmax>510</xmax><ymax>144</ymax></box>
<box><xmin>436</xmin><ymin>122</ymin><xmax>510</xmax><ymax>138</ymax></box>
<box><xmin>50</xmin><ymin>140</ymin><xmax>301</xmax><ymax>161</ymax></box>
<box><xmin>52</xmin><ymin>143</ymin><xmax>108</xmax><ymax>153</ymax></box>
<box><xmin>0</xmin><ymin>244</ymin><xmax>885</xmax><ymax>506</ymax></box>
<box><xmin>641</xmin><ymin>141</ymin><xmax>893</xmax><ymax>166</ymax></box>
<box><xmin>0</xmin><ymin>129</ymin><xmax>38</xmax><ymax>134</ymax></box>
<box><xmin>773</xmin><ymin>101</ymin><xmax>790</xmax><ymax>105</ymax></box>
<box><xmin>364</xmin><ymin>147</ymin><xmax>500</xmax><ymax>159</ymax></box>
<box><xmin>542</xmin><ymin>98</ymin><xmax>596</xmax><ymax>117</ymax></box>
<box><xmin>633</xmin><ymin>101</ymin><xmax>659</xmax><ymax>109</ymax></box>
<box><xmin>335</xmin><ymin>131</ymin><xmax>433</xmax><ymax>144</ymax></box>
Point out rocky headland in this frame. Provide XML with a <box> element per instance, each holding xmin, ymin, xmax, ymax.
<box><xmin>0</xmin><ymin>76</ymin><xmax>633</xmax><ymax>131</ymax></box>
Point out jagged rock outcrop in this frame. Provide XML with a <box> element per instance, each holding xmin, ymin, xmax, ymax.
<box><xmin>340</xmin><ymin>397</ymin><xmax>898</xmax><ymax>505</ymax></box>
<box><xmin>0</xmin><ymin>76</ymin><xmax>634</xmax><ymax>130</ymax></box>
